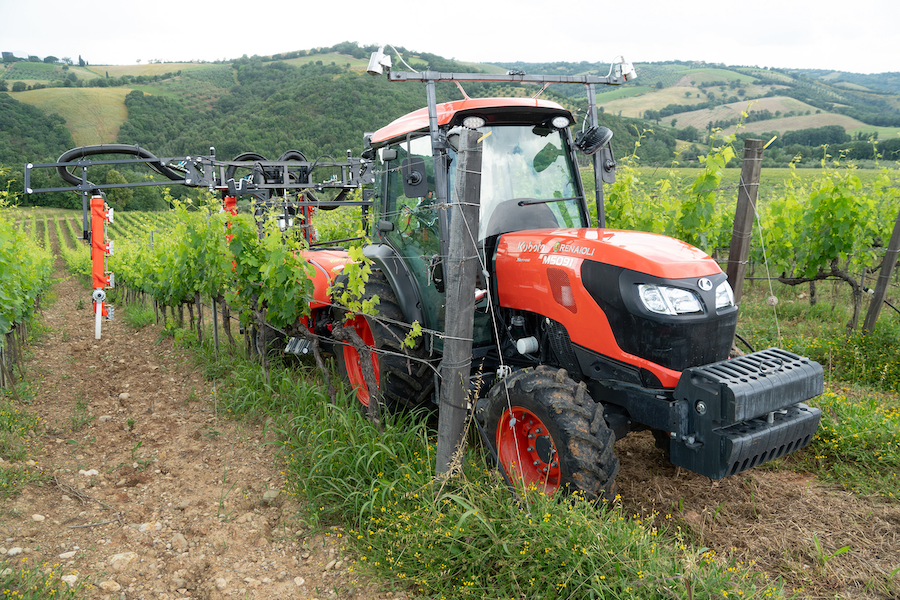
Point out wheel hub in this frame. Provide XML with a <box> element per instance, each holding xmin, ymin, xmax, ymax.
<box><xmin>535</xmin><ymin>434</ymin><xmax>554</xmax><ymax>464</ymax></box>
<box><xmin>497</xmin><ymin>408</ymin><xmax>560</xmax><ymax>494</ymax></box>
<box><xmin>342</xmin><ymin>315</ymin><xmax>379</xmax><ymax>406</ymax></box>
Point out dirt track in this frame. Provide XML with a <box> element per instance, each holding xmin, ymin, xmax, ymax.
<box><xmin>4</xmin><ymin>222</ymin><xmax>392</xmax><ymax>599</ymax></box>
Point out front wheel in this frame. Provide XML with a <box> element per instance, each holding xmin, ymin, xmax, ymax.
<box><xmin>476</xmin><ymin>366</ymin><xmax>618</xmax><ymax>500</ymax></box>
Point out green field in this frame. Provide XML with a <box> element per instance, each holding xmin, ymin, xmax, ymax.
<box><xmin>282</xmin><ymin>53</ymin><xmax>369</xmax><ymax>71</ymax></box>
<box><xmin>85</xmin><ymin>62</ymin><xmax>210</xmax><ymax>78</ymax></box>
<box><xmin>681</xmin><ymin>67</ymin><xmax>759</xmax><ymax>84</ymax></box>
<box><xmin>847</xmin><ymin>125</ymin><xmax>900</xmax><ymax>139</ymax></box>
<box><xmin>12</xmin><ymin>87</ymin><xmax>131</xmax><ymax>146</ymax></box>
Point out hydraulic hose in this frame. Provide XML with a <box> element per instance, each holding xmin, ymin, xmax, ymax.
<box><xmin>224</xmin><ymin>152</ymin><xmax>268</xmax><ymax>184</ymax></box>
<box><xmin>56</xmin><ymin>144</ymin><xmax>183</xmax><ymax>189</ymax></box>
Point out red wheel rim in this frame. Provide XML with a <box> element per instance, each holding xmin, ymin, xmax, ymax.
<box><xmin>496</xmin><ymin>407</ymin><xmax>561</xmax><ymax>495</ymax></box>
<box><xmin>342</xmin><ymin>315</ymin><xmax>379</xmax><ymax>406</ymax></box>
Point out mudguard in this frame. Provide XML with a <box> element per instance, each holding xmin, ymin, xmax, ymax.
<box><xmin>363</xmin><ymin>244</ymin><xmax>426</xmax><ymax>326</ymax></box>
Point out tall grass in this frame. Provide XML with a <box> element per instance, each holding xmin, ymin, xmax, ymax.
<box><xmin>188</xmin><ymin>340</ymin><xmax>786</xmax><ymax>600</ymax></box>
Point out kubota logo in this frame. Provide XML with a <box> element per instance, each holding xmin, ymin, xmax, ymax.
<box><xmin>517</xmin><ymin>241</ymin><xmax>546</xmax><ymax>253</ymax></box>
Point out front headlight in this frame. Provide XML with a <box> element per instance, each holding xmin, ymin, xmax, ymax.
<box><xmin>715</xmin><ymin>281</ymin><xmax>735</xmax><ymax>309</ymax></box>
<box><xmin>638</xmin><ymin>284</ymin><xmax>703</xmax><ymax>316</ymax></box>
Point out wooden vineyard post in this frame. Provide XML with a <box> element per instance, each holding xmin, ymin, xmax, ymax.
<box><xmin>436</xmin><ymin>127</ymin><xmax>482</xmax><ymax>476</ymax></box>
<box><xmin>726</xmin><ymin>139</ymin><xmax>764</xmax><ymax>305</ymax></box>
<box><xmin>863</xmin><ymin>208</ymin><xmax>900</xmax><ymax>332</ymax></box>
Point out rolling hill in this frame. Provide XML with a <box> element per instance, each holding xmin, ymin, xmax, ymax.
<box><xmin>3</xmin><ymin>43</ymin><xmax>900</xmax><ymax>184</ymax></box>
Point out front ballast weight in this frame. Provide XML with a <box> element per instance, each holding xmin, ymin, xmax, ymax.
<box><xmin>668</xmin><ymin>348</ymin><xmax>823</xmax><ymax>479</ymax></box>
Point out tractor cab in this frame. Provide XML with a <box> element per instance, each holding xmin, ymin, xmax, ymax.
<box><xmin>368</xmin><ymin>98</ymin><xmax>591</xmax><ymax>345</ymax></box>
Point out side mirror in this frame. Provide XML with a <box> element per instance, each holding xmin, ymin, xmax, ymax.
<box><xmin>401</xmin><ymin>157</ymin><xmax>428</xmax><ymax>198</ymax></box>
<box><xmin>575</xmin><ymin>125</ymin><xmax>613</xmax><ymax>156</ymax></box>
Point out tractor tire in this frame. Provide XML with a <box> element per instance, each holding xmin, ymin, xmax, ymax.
<box><xmin>476</xmin><ymin>366</ymin><xmax>619</xmax><ymax>500</ymax></box>
<box><xmin>333</xmin><ymin>270</ymin><xmax>434</xmax><ymax>410</ymax></box>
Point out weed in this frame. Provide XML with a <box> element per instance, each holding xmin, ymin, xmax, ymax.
<box><xmin>75</xmin><ymin>298</ymin><xmax>85</xmax><ymax>310</ymax></box>
<box><xmin>129</xmin><ymin>441</ymin><xmax>153</xmax><ymax>470</ymax></box>
<box><xmin>124</xmin><ymin>301</ymin><xmax>155</xmax><ymax>329</ymax></box>
<box><xmin>0</xmin><ymin>465</ymin><xmax>46</xmax><ymax>498</ymax></box>
<box><xmin>126</xmin><ymin>418</ymin><xmax>135</xmax><ymax>431</ymax></box>
<box><xmin>0</xmin><ymin>561</ymin><xmax>91</xmax><ymax>599</ymax></box>
<box><xmin>791</xmin><ymin>385</ymin><xmax>900</xmax><ymax>498</ymax></box>
<box><xmin>0</xmin><ymin>431</ymin><xmax>27</xmax><ymax>462</ymax></box>
<box><xmin>69</xmin><ymin>396</ymin><xmax>94</xmax><ymax>433</ymax></box>
<box><xmin>216</xmin><ymin>436</ymin><xmax>238</xmax><ymax>521</ymax></box>
<box><xmin>811</xmin><ymin>533</ymin><xmax>850</xmax><ymax>570</ymax></box>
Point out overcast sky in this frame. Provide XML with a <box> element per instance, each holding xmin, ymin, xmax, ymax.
<box><xmin>2</xmin><ymin>0</ymin><xmax>897</xmax><ymax>74</ymax></box>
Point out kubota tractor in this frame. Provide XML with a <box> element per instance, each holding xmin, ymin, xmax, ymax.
<box><xmin>26</xmin><ymin>57</ymin><xmax>824</xmax><ymax>501</ymax></box>
<box><xmin>329</xmin><ymin>61</ymin><xmax>823</xmax><ymax>499</ymax></box>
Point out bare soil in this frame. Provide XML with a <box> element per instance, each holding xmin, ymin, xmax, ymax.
<box><xmin>6</xmin><ymin>221</ymin><xmax>899</xmax><ymax>599</ymax></box>
<box><xmin>3</xmin><ymin>225</ymin><xmax>397</xmax><ymax>599</ymax></box>
<box><xmin>617</xmin><ymin>432</ymin><xmax>900</xmax><ymax>598</ymax></box>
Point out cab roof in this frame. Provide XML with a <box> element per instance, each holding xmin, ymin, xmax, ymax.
<box><xmin>370</xmin><ymin>97</ymin><xmax>572</xmax><ymax>146</ymax></box>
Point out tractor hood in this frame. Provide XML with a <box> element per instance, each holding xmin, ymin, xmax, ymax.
<box><xmin>497</xmin><ymin>228</ymin><xmax>722</xmax><ymax>280</ymax></box>
<box><xmin>495</xmin><ymin>228</ymin><xmax>735</xmax><ymax>387</ymax></box>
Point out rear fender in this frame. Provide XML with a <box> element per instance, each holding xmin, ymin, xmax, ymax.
<box><xmin>300</xmin><ymin>248</ymin><xmax>353</xmax><ymax>311</ymax></box>
<box><xmin>362</xmin><ymin>244</ymin><xmax>426</xmax><ymax>326</ymax></box>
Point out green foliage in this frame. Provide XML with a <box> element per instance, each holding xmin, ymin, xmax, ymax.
<box><xmin>603</xmin><ymin>132</ymin><xmax>736</xmax><ymax>256</ymax></box>
<box><xmin>225</xmin><ymin>206</ymin><xmax>314</xmax><ymax>330</ymax></box>
<box><xmin>676</xmin><ymin>135</ymin><xmax>735</xmax><ymax>250</ymax></box>
<box><xmin>758</xmin><ymin>157</ymin><xmax>893</xmax><ymax>287</ymax></box>
<box><xmin>0</xmin><ymin>200</ymin><xmax>53</xmax><ymax>334</ymax></box>
<box><xmin>0</xmin><ymin>92</ymin><xmax>75</xmax><ymax>163</ymax></box>
<box><xmin>112</xmin><ymin>195</ymin><xmax>228</xmax><ymax>307</ymax></box>
<box><xmin>104</xmin><ymin>169</ymin><xmax>133</xmax><ymax>210</ymax></box>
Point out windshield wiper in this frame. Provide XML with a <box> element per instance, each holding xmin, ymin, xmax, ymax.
<box><xmin>517</xmin><ymin>196</ymin><xmax>582</xmax><ymax>206</ymax></box>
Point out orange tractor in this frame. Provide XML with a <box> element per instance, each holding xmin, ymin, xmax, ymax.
<box><xmin>326</xmin><ymin>56</ymin><xmax>822</xmax><ymax>498</ymax></box>
<box><xmin>28</xmin><ymin>55</ymin><xmax>823</xmax><ymax>499</ymax></box>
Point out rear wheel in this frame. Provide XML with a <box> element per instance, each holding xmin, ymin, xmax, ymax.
<box><xmin>334</xmin><ymin>270</ymin><xmax>434</xmax><ymax>410</ymax></box>
<box><xmin>476</xmin><ymin>366</ymin><xmax>618</xmax><ymax>500</ymax></box>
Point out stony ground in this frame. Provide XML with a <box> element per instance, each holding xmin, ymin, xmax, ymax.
<box><xmin>1</xmin><ymin>226</ymin><xmax>399</xmax><ymax>599</ymax></box>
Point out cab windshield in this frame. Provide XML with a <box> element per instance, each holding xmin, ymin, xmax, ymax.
<box><xmin>474</xmin><ymin>124</ymin><xmax>586</xmax><ymax>239</ymax></box>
